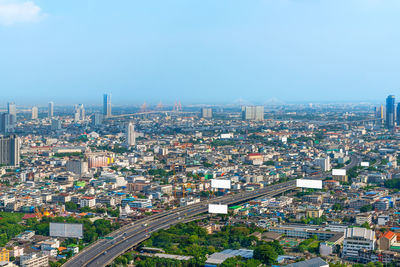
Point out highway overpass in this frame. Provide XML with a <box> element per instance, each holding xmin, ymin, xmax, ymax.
<box><xmin>64</xmin><ymin>180</ymin><xmax>296</xmax><ymax>267</ymax></box>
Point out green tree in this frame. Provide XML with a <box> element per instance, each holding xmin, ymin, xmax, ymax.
<box><xmin>360</xmin><ymin>204</ymin><xmax>373</xmax><ymax>213</ymax></box>
<box><xmin>253</xmin><ymin>244</ymin><xmax>278</xmax><ymax>265</ymax></box>
<box><xmin>332</xmin><ymin>203</ymin><xmax>343</xmax><ymax>211</ymax></box>
<box><xmin>65</xmin><ymin>201</ymin><xmax>78</xmax><ymax>211</ymax></box>
<box><xmin>361</xmin><ymin>222</ymin><xmax>371</xmax><ymax>229</ymax></box>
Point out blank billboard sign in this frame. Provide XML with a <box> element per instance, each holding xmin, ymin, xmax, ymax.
<box><xmin>208</xmin><ymin>204</ymin><xmax>228</xmax><ymax>214</ymax></box>
<box><xmin>361</xmin><ymin>162</ymin><xmax>370</xmax><ymax>167</ymax></box>
<box><xmin>50</xmin><ymin>223</ymin><xmax>83</xmax><ymax>238</ymax></box>
<box><xmin>296</xmin><ymin>179</ymin><xmax>322</xmax><ymax>189</ymax></box>
<box><xmin>211</xmin><ymin>179</ymin><xmax>231</xmax><ymax>189</ymax></box>
<box><xmin>332</xmin><ymin>169</ymin><xmax>346</xmax><ymax>176</ymax></box>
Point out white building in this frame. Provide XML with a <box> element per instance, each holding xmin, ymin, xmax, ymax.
<box><xmin>48</xmin><ymin>102</ymin><xmax>54</xmax><ymax>118</ymax></box>
<box><xmin>126</xmin><ymin>121</ymin><xmax>136</xmax><ymax>147</ymax></box>
<box><xmin>98</xmin><ymin>173</ymin><xmax>127</xmax><ymax>187</ymax></box>
<box><xmin>201</xmin><ymin>108</ymin><xmax>212</xmax><ymax>119</ymax></box>
<box><xmin>242</xmin><ymin>106</ymin><xmax>264</xmax><ymax>121</ymax></box>
<box><xmin>80</xmin><ymin>197</ymin><xmax>96</xmax><ymax>208</ymax></box>
<box><xmin>20</xmin><ymin>253</ymin><xmax>49</xmax><ymax>267</ymax></box>
<box><xmin>314</xmin><ymin>157</ymin><xmax>331</xmax><ymax>171</ymax></box>
<box><xmin>342</xmin><ymin>227</ymin><xmax>375</xmax><ymax>260</ymax></box>
<box><xmin>73</xmin><ymin>104</ymin><xmax>85</xmax><ymax>122</ymax></box>
<box><xmin>31</xmin><ymin>107</ymin><xmax>38</xmax><ymax>120</ymax></box>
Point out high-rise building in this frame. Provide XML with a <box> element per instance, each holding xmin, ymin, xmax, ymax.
<box><xmin>103</xmin><ymin>94</ymin><xmax>112</xmax><ymax>117</ymax></box>
<box><xmin>0</xmin><ymin>113</ymin><xmax>13</xmax><ymax>134</ymax></box>
<box><xmin>91</xmin><ymin>113</ymin><xmax>104</xmax><ymax>126</ymax></box>
<box><xmin>48</xmin><ymin>102</ymin><xmax>54</xmax><ymax>118</ymax></box>
<box><xmin>31</xmin><ymin>106</ymin><xmax>38</xmax><ymax>120</ymax></box>
<box><xmin>201</xmin><ymin>108</ymin><xmax>212</xmax><ymax>119</ymax></box>
<box><xmin>7</xmin><ymin>102</ymin><xmax>16</xmax><ymax>126</ymax></box>
<box><xmin>126</xmin><ymin>121</ymin><xmax>136</xmax><ymax>147</ymax></box>
<box><xmin>375</xmin><ymin>105</ymin><xmax>385</xmax><ymax>121</ymax></box>
<box><xmin>342</xmin><ymin>227</ymin><xmax>375</xmax><ymax>261</ymax></box>
<box><xmin>386</xmin><ymin>95</ymin><xmax>395</xmax><ymax>129</ymax></box>
<box><xmin>396</xmin><ymin>103</ymin><xmax>400</xmax><ymax>126</ymax></box>
<box><xmin>314</xmin><ymin>157</ymin><xmax>331</xmax><ymax>171</ymax></box>
<box><xmin>0</xmin><ymin>135</ymin><xmax>20</xmax><ymax>167</ymax></box>
<box><xmin>74</xmin><ymin>104</ymin><xmax>85</xmax><ymax>122</ymax></box>
<box><xmin>66</xmin><ymin>160</ymin><xmax>88</xmax><ymax>176</ymax></box>
<box><xmin>242</xmin><ymin>106</ymin><xmax>264</xmax><ymax>121</ymax></box>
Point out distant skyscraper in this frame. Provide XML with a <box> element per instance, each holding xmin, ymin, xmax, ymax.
<box><xmin>103</xmin><ymin>94</ymin><xmax>112</xmax><ymax>117</ymax></box>
<box><xmin>314</xmin><ymin>157</ymin><xmax>331</xmax><ymax>171</ymax></box>
<box><xmin>242</xmin><ymin>106</ymin><xmax>264</xmax><ymax>121</ymax></box>
<box><xmin>91</xmin><ymin>113</ymin><xmax>104</xmax><ymax>126</ymax></box>
<box><xmin>74</xmin><ymin>104</ymin><xmax>85</xmax><ymax>122</ymax></box>
<box><xmin>0</xmin><ymin>135</ymin><xmax>20</xmax><ymax>167</ymax></box>
<box><xmin>48</xmin><ymin>102</ymin><xmax>54</xmax><ymax>118</ymax></box>
<box><xmin>0</xmin><ymin>113</ymin><xmax>13</xmax><ymax>134</ymax></box>
<box><xmin>31</xmin><ymin>106</ymin><xmax>38</xmax><ymax>120</ymax></box>
<box><xmin>126</xmin><ymin>121</ymin><xmax>136</xmax><ymax>147</ymax></box>
<box><xmin>7</xmin><ymin>102</ymin><xmax>16</xmax><ymax>125</ymax></box>
<box><xmin>201</xmin><ymin>108</ymin><xmax>212</xmax><ymax>119</ymax></box>
<box><xmin>386</xmin><ymin>95</ymin><xmax>395</xmax><ymax>129</ymax></box>
<box><xmin>397</xmin><ymin>103</ymin><xmax>400</xmax><ymax>126</ymax></box>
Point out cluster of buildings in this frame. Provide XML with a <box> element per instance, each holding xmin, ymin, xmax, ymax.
<box><xmin>0</xmin><ymin>98</ymin><xmax>399</xmax><ymax>265</ymax></box>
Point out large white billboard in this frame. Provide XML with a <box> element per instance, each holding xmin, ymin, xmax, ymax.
<box><xmin>211</xmin><ymin>179</ymin><xmax>231</xmax><ymax>189</ymax></box>
<box><xmin>296</xmin><ymin>179</ymin><xmax>322</xmax><ymax>189</ymax></box>
<box><xmin>332</xmin><ymin>169</ymin><xmax>346</xmax><ymax>176</ymax></box>
<box><xmin>50</xmin><ymin>223</ymin><xmax>83</xmax><ymax>238</ymax></box>
<box><xmin>361</xmin><ymin>162</ymin><xmax>370</xmax><ymax>167</ymax></box>
<box><xmin>208</xmin><ymin>204</ymin><xmax>228</xmax><ymax>214</ymax></box>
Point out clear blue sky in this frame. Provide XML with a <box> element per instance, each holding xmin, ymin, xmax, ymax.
<box><xmin>1</xmin><ymin>0</ymin><xmax>400</xmax><ymax>106</ymax></box>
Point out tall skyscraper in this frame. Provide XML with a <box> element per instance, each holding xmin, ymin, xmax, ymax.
<box><xmin>103</xmin><ymin>94</ymin><xmax>112</xmax><ymax>117</ymax></box>
<box><xmin>242</xmin><ymin>106</ymin><xmax>264</xmax><ymax>121</ymax></box>
<box><xmin>126</xmin><ymin>121</ymin><xmax>136</xmax><ymax>147</ymax></box>
<box><xmin>91</xmin><ymin>113</ymin><xmax>104</xmax><ymax>126</ymax></box>
<box><xmin>31</xmin><ymin>106</ymin><xmax>38</xmax><ymax>120</ymax></box>
<box><xmin>201</xmin><ymin>108</ymin><xmax>212</xmax><ymax>119</ymax></box>
<box><xmin>0</xmin><ymin>135</ymin><xmax>20</xmax><ymax>167</ymax></box>
<box><xmin>48</xmin><ymin>102</ymin><xmax>54</xmax><ymax>118</ymax></box>
<box><xmin>386</xmin><ymin>95</ymin><xmax>395</xmax><ymax>129</ymax></box>
<box><xmin>397</xmin><ymin>103</ymin><xmax>400</xmax><ymax>126</ymax></box>
<box><xmin>0</xmin><ymin>113</ymin><xmax>13</xmax><ymax>134</ymax></box>
<box><xmin>7</xmin><ymin>102</ymin><xmax>16</xmax><ymax>126</ymax></box>
<box><xmin>74</xmin><ymin>104</ymin><xmax>85</xmax><ymax>122</ymax></box>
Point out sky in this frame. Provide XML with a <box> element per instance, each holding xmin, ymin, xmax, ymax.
<box><xmin>1</xmin><ymin>0</ymin><xmax>400</xmax><ymax>106</ymax></box>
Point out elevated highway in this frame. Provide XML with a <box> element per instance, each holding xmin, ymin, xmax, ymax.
<box><xmin>64</xmin><ymin>180</ymin><xmax>296</xmax><ymax>267</ymax></box>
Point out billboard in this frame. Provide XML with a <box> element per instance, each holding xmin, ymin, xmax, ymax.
<box><xmin>50</xmin><ymin>223</ymin><xmax>83</xmax><ymax>238</ymax></box>
<box><xmin>296</xmin><ymin>179</ymin><xmax>322</xmax><ymax>189</ymax></box>
<box><xmin>211</xmin><ymin>179</ymin><xmax>231</xmax><ymax>189</ymax></box>
<box><xmin>361</xmin><ymin>162</ymin><xmax>370</xmax><ymax>167</ymax></box>
<box><xmin>208</xmin><ymin>204</ymin><xmax>228</xmax><ymax>214</ymax></box>
<box><xmin>332</xmin><ymin>169</ymin><xmax>346</xmax><ymax>176</ymax></box>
